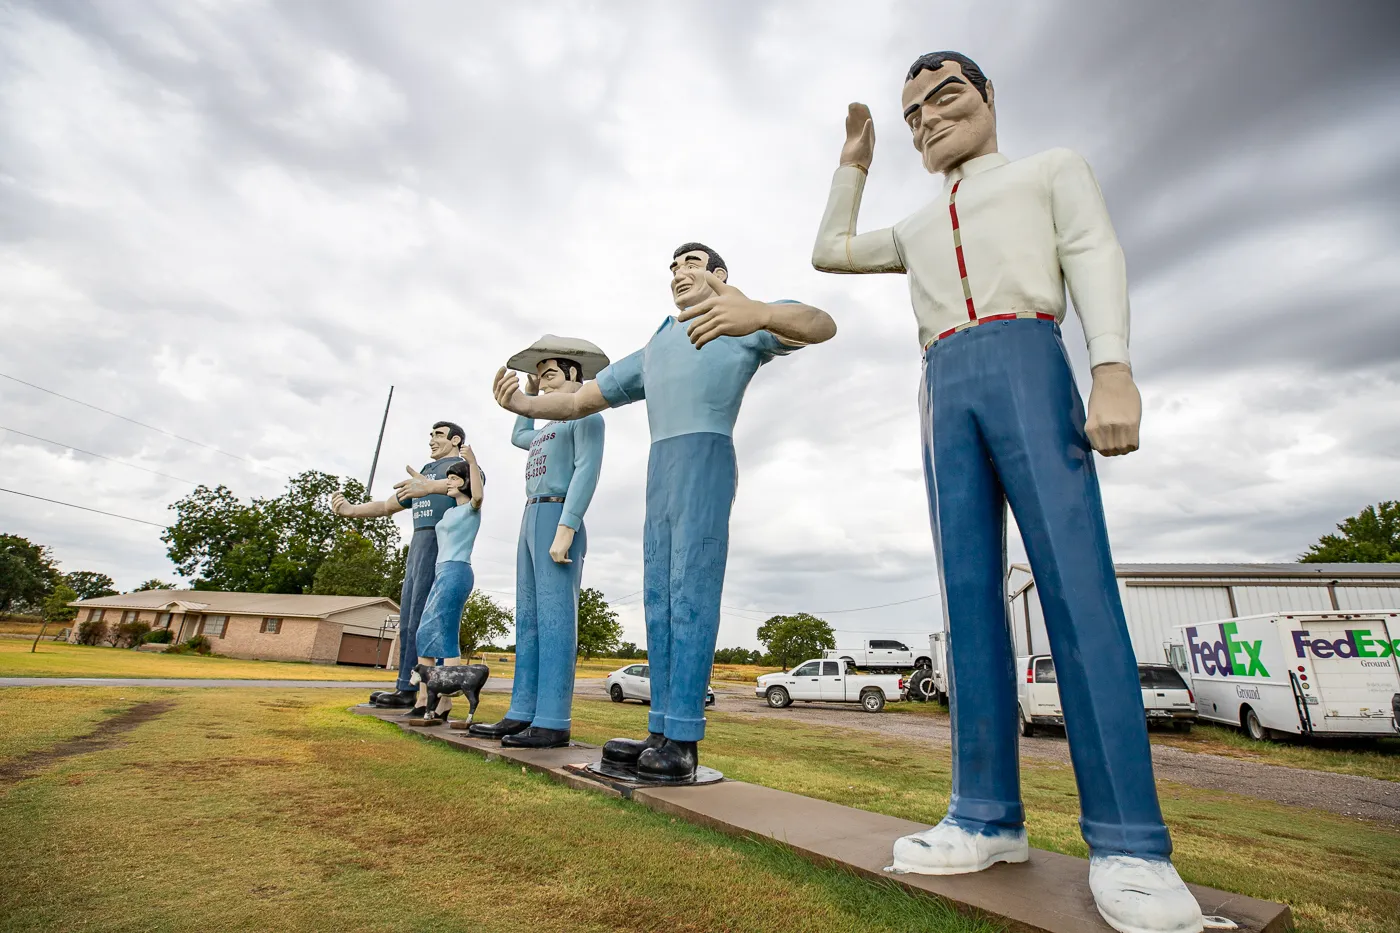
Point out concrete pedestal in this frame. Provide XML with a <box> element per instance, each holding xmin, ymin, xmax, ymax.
<box><xmin>353</xmin><ymin>705</ymin><xmax>1292</xmax><ymax>933</ymax></box>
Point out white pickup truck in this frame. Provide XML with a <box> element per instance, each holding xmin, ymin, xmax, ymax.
<box><xmin>824</xmin><ymin>639</ymin><xmax>932</xmax><ymax>672</ymax></box>
<box><xmin>756</xmin><ymin>658</ymin><xmax>905</xmax><ymax>712</ymax></box>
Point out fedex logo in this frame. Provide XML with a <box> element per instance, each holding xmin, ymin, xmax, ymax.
<box><xmin>1290</xmin><ymin>629</ymin><xmax>1399</xmax><ymax>660</ymax></box>
<box><xmin>1185</xmin><ymin>623</ymin><xmax>1269</xmax><ymax>678</ymax></box>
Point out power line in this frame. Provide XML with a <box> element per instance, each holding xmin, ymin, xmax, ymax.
<box><xmin>0</xmin><ymin>372</ymin><xmax>291</xmax><ymax>478</ymax></box>
<box><xmin>0</xmin><ymin>487</ymin><xmax>167</xmax><ymax>528</ymax></box>
<box><xmin>0</xmin><ymin>425</ymin><xmax>198</xmax><ymax>486</ymax></box>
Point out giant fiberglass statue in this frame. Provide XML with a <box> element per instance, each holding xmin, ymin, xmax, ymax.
<box><xmin>469</xmin><ymin>336</ymin><xmax>609</xmax><ymax>750</ymax></box>
<box><xmin>811</xmin><ymin>51</ymin><xmax>1203</xmax><ymax>933</ymax></box>
<box><xmin>332</xmin><ymin>422</ymin><xmax>478</xmax><ymax>717</ymax></box>
<box><xmin>492</xmin><ymin>243</ymin><xmax>835</xmax><ymax>783</ymax></box>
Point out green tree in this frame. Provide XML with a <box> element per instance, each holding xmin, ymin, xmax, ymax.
<box><xmin>0</xmin><ymin>534</ymin><xmax>61</xmax><ymax>614</ymax></box>
<box><xmin>1302</xmin><ymin>501</ymin><xmax>1400</xmax><ymax>563</ymax></box>
<box><xmin>459</xmin><ymin>592</ymin><xmax>513</xmax><ymax>657</ymax></box>
<box><xmin>312</xmin><ymin>530</ymin><xmax>390</xmax><ymax>597</ymax></box>
<box><xmin>132</xmin><ymin>579</ymin><xmax>176</xmax><ymax>592</ymax></box>
<box><xmin>757</xmin><ymin>613</ymin><xmax>836</xmax><ymax>669</ymax></box>
<box><xmin>163</xmin><ymin>472</ymin><xmax>400</xmax><ymax>593</ymax></box>
<box><xmin>41</xmin><ymin>583</ymin><xmax>79</xmax><ymax>624</ymax></box>
<box><xmin>577</xmin><ymin>587</ymin><xmax>622</xmax><ymax>659</ymax></box>
<box><xmin>63</xmin><ymin>571</ymin><xmax>117</xmax><ymax>600</ymax></box>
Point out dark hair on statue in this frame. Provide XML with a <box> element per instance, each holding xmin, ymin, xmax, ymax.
<box><xmin>673</xmin><ymin>242</ymin><xmax>727</xmax><ymax>276</ymax></box>
<box><xmin>906</xmin><ymin>51</ymin><xmax>990</xmax><ymax>102</ymax></box>
<box><xmin>445</xmin><ymin>460</ymin><xmax>484</xmax><ymax>498</ymax></box>
<box><xmin>543</xmin><ymin>357</ymin><xmax>583</xmax><ymax>383</ymax></box>
<box><xmin>432</xmin><ymin>421</ymin><xmax>465</xmax><ymax>448</ymax></box>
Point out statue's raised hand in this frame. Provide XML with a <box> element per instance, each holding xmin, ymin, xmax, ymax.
<box><xmin>841</xmin><ymin>102</ymin><xmax>875</xmax><ymax>172</ymax></box>
<box><xmin>677</xmin><ymin>271</ymin><xmax>773</xmax><ymax>349</ymax></box>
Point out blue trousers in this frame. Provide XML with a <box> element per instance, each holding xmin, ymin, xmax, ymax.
<box><xmin>415</xmin><ymin>560</ymin><xmax>473</xmax><ymax>659</ymax></box>
<box><xmin>505</xmin><ymin>501</ymin><xmax>586</xmax><ymax>731</ymax></box>
<box><xmin>922</xmin><ymin>319</ymin><xmax>1171</xmax><ymax>859</ymax></box>
<box><xmin>643</xmin><ymin>433</ymin><xmax>735</xmax><ymax>742</ymax></box>
<box><xmin>394</xmin><ymin>528</ymin><xmax>439</xmax><ymax>691</ymax></box>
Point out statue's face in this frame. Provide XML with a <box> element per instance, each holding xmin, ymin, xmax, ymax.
<box><xmin>669</xmin><ymin>248</ymin><xmax>727</xmax><ymax>311</ymax></box>
<box><xmin>901</xmin><ymin>61</ymin><xmax>996</xmax><ymax>175</ymax></box>
<box><xmin>428</xmin><ymin>425</ymin><xmax>458</xmax><ymax>459</ymax></box>
<box><xmin>445</xmin><ymin>472</ymin><xmax>467</xmax><ymax>497</ymax></box>
<box><xmin>535</xmin><ymin>359</ymin><xmax>581</xmax><ymax>395</ymax></box>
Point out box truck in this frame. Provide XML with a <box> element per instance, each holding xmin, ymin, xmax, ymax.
<box><xmin>1170</xmin><ymin>611</ymin><xmax>1400</xmax><ymax>741</ymax></box>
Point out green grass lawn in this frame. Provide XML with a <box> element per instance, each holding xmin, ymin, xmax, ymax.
<box><xmin>0</xmin><ymin>687</ymin><xmax>994</xmax><ymax>933</ymax></box>
<box><xmin>0</xmin><ymin>641</ymin><xmax>396</xmax><ymax>680</ymax></box>
<box><xmin>2</xmin><ymin>686</ymin><xmax>1396</xmax><ymax>932</ymax></box>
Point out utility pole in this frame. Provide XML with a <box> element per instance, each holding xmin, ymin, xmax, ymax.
<box><xmin>366</xmin><ymin>386</ymin><xmax>394</xmax><ymax>497</ymax></box>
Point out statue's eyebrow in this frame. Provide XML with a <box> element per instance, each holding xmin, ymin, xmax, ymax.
<box><xmin>904</xmin><ymin>76</ymin><xmax>966</xmax><ymax>119</ymax></box>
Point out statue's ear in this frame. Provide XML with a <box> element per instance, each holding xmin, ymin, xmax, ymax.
<box><xmin>986</xmin><ymin>81</ymin><xmax>995</xmax><ymax>112</ymax></box>
<box><xmin>713</xmin><ymin>267</ymin><xmax>728</xmax><ymax>283</ymax></box>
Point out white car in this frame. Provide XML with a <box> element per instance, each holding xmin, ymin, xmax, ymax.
<box><xmin>1017</xmin><ymin>655</ymin><xmax>1196</xmax><ymax>736</ymax></box>
<box><xmin>606</xmin><ymin>663</ymin><xmax>716</xmax><ymax>707</ymax></box>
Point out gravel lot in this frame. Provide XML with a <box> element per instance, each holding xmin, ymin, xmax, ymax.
<box><xmin>712</xmin><ymin>685</ymin><xmax>1400</xmax><ymax>825</ymax></box>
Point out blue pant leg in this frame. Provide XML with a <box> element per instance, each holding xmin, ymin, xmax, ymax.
<box><xmin>395</xmin><ymin>528</ymin><xmax>439</xmax><ymax>691</ymax></box>
<box><xmin>529</xmin><ymin>502</ymin><xmax>586</xmax><ymax>731</ymax></box>
<box><xmin>506</xmin><ymin>506</ymin><xmax>540</xmax><ymax>723</ymax></box>
<box><xmin>982</xmin><ymin>321</ymin><xmax>1170</xmax><ymax>859</ymax></box>
<box><xmin>661</xmin><ymin>434</ymin><xmax>735</xmax><ymax>743</ymax></box>
<box><xmin>642</xmin><ymin>448</ymin><xmax>673</xmax><ymax>736</ymax></box>
<box><xmin>924</xmin><ymin>343</ymin><xmax>1025</xmax><ymax>832</ymax></box>
<box><xmin>414</xmin><ymin>561</ymin><xmax>472</xmax><ymax>659</ymax></box>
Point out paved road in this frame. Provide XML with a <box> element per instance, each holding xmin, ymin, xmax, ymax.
<box><xmin>715</xmin><ymin>688</ymin><xmax>1400</xmax><ymax>825</ymax></box>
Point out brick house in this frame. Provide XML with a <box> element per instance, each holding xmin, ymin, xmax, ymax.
<box><xmin>68</xmin><ymin>590</ymin><xmax>400</xmax><ymax>667</ymax></box>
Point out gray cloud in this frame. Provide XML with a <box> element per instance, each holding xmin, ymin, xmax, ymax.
<box><xmin>1</xmin><ymin>0</ymin><xmax>1395</xmax><ymax>649</ymax></box>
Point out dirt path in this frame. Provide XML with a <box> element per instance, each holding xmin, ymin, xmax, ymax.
<box><xmin>0</xmin><ymin>699</ymin><xmax>175</xmax><ymax>784</ymax></box>
<box><xmin>714</xmin><ymin>690</ymin><xmax>1400</xmax><ymax>825</ymax></box>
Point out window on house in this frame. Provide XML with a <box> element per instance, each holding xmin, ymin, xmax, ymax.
<box><xmin>204</xmin><ymin>615</ymin><xmax>228</xmax><ymax>638</ymax></box>
<box><xmin>123</xmin><ymin>610</ymin><xmax>139</xmax><ymax>624</ymax></box>
<box><xmin>156</xmin><ymin>612</ymin><xmax>172</xmax><ymax>629</ymax></box>
<box><xmin>90</xmin><ymin>608</ymin><xmax>105</xmax><ymax>622</ymax></box>
<box><xmin>260</xmin><ymin>618</ymin><xmax>282</xmax><ymax>635</ymax></box>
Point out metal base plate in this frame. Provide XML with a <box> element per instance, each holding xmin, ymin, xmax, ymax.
<box><xmin>583</xmin><ymin>760</ymin><xmax>724</xmax><ymax>786</ymax></box>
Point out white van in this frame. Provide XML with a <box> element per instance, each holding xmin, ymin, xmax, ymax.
<box><xmin>1169</xmin><ymin>611</ymin><xmax>1400</xmax><ymax>741</ymax></box>
<box><xmin>1015</xmin><ymin>655</ymin><xmax>1196</xmax><ymax>736</ymax></box>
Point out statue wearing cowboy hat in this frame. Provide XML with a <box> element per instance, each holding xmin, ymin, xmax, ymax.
<box><xmin>468</xmin><ymin>335</ymin><xmax>609</xmax><ymax>749</ymax></box>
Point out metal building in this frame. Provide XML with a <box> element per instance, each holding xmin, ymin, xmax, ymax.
<box><xmin>1007</xmin><ymin>563</ymin><xmax>1400</xmax><ymax>664</ymax></box>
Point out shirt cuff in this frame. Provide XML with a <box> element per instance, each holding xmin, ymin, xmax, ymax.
<box><xmin>595</xmin><ymin>368</ymin><xmax>630</xmax><ymax>407</ymax></box>
<box><xmin>1086</xmin><ymin>334</ymin><xmax>1130</xmax><ymax>369</ymax></box>
<box><xmin>559</xmin><ymin>511</ymin><xmax>583</xmax><ymax>531</ymax></box>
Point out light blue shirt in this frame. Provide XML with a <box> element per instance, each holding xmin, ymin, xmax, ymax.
<box><xmin>595</xmin><ymin>306</ymin><xmax>801</xmax><ymax>443</ymax></box>
<box><xmin>511</xmin><ymin>412</ymin><xmax>605</xmax><ymax>531</ymax></box>
<box><xmin>434</xmin><ymin>501</ymin><xmax>481</xmax><ymax>565</ymax></box>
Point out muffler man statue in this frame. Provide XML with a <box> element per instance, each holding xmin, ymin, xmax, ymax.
<box><xmin>811</xmin><ymin>51</ymin><xmax>1202</xmax><ymax>933</ymax></box>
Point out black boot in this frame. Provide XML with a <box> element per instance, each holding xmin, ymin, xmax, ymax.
<box><xmin>637</xmin><ymin>739</ymin><xmax>698</xmax><ymax>783</ymax></box>
<box><xmin>367</xmin><ymin>689</ymin><xmax>392</xmax><ymax>704</ymax></box>
<box><xmin>400</xmin><ymin>705</ymin><xmax>428</xmax><ymax>719</ymax></box>
<box><xmin>601</xmin><ymin>732</ymin><xmax>666</xmax><ymax>768</ymax></box>
<box><xmin>467</xmin><ymin>717</ymin><xmax>531</xmax><ymax>739</ymax></box>
<box><xmin>371</xmin><ymin>689</ymin><xmax>418</xmax><ymax>709</ymax></box>
<box><xmin>500</xmin><ymin>726</ymin><xmax>570</xmax><ymax>749</ymax></box>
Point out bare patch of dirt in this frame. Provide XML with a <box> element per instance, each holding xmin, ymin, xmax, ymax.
<box><xmin>0</xmin><ymin>700</ymin><xmax>176</xmax><ymax>784</ymax></box>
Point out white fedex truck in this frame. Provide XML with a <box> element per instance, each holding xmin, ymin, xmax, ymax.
<box><xmin>1172</xmin><ymin>611</ymin><xmax>1400</xmax><ymax>741</ymax></box>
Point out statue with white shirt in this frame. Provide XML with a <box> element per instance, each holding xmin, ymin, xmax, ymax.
<box><xmin>468</xmin><ymin>336</ymin><xmax>609</xmax><ymax>750</ymax></box>
<box><xmin>812</xmin><ymin>51</ymin><xmax>1202</xmax><ymax>933</ymax></box>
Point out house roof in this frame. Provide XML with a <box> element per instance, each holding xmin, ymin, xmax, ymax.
<box><xmin>69</xmin><ymin>590</ymin><xmax>398</xmax><ymax>620</ymax></box>
<box><xmin>1009</xmin><ymin>562</ymin><xmax>1400</xmax><ymax>595</ymax></box>
<box><xmin>1112</xmin><ymin>563</ymin><xmax>1400</xmax><ymax>579</ymax></box>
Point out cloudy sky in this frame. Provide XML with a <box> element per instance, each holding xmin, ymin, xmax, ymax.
<box><xmin>2</xmin><ymin>1</ymin><xmax>1397</xmax><ymax>649</ymax></box>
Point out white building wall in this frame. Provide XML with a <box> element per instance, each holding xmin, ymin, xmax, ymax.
<box><xmin>1232</xmin><ymin>586</ymin><xmax>1331</xmax><ymax>615</ymax></box>
<box><xmin>1334</xmin><ymin>586</ymin><xmax>1400</xmax><ymax>611</ymax></box>
<box><xmin>1120</xmin><ymin>585</ymin><xmax>1235</xmax><ymax>663</ymax></box>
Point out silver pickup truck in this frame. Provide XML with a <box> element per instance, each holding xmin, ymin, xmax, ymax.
<box><xmin>756</xmin><ymin>658</ymin><xmax>905</xmax><ymax>712</ymax></box>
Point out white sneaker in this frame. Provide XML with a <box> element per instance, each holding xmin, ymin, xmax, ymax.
<box><xmin>887</xmin><ymin>819</ymin><xmax>1028</xmax><ymax>875</ymax></box>
<box><xmin>1090</xmin><ymin>855</ymin><xmax>1204</xmax><ymax>933</ymax></box>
